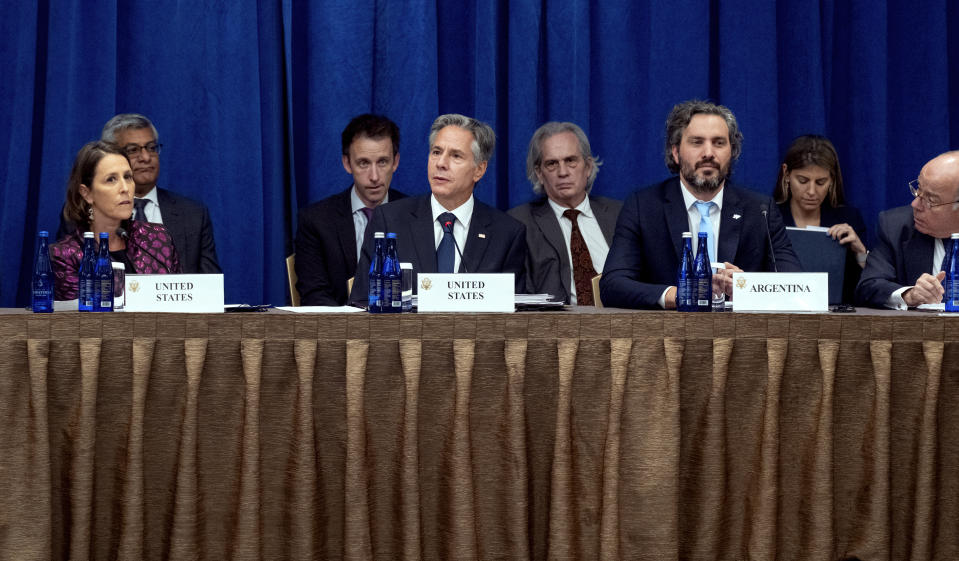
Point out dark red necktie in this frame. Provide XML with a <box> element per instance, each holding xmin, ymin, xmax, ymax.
<box><xmin>563</xmin><ymin>209</ymin><xmax>596</xmax><ymax>305</ymax></box>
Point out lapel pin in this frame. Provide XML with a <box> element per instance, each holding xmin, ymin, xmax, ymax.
<box><xmin>478</xmin><ymin>233</ymin><xmax>487</xmax><ymax>239</ymax></box>
<box><xmin>732</xmin><ymin>214</ymin><xmax>741</xmax><ymax>220</ymax></box>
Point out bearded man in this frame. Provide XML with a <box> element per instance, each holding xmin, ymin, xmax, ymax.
<box><xmin>600</xmin><ymin>100</ymin><xmax>801</xmax><ymax>309</ymax></box>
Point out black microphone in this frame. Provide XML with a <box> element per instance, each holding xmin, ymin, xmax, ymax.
<box><xmin>442</xmin><ymin>219</ymin><xmax>469</xmax><ymax>273</ymax></box>
<box><xmin>760</xmin><ymin>204</ymin><xmax>778</xmax><ymax>273</ymax></box>
<box><xmin>117</xmin><ymin>227</ymin><xmax>172</xmax><ymax>274</ymax></box>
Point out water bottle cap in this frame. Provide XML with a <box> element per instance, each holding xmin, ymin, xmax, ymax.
<box><xmin>698</xmin><ymin>231</ymin><xmax>708</xmax><ymax>237</ymax></box>
<box><xmin>951</xmin><ymin>233</ymin><xmax>959</xmax><ymax>239</ymax></box>
<box><xmin>682</xmin><ymin>231</ymin><xmax>692</xmax><ymax>238</ymax></box>
<box><xmin>374</xmin><ymin>232</ymin><xmax>385</xmax><ymax>238</ymax></box>
<box><xmin>83</xmin><ymin>232</ymin><xmax>95</xmax><ymax>238</ymax></box>
<box><xmin>387</xmin><ymin>233</ymin><xmax>397</xmax><ymax>238</ymax></box>
<box><xmin>39</xmin><ymin>231</ymin><xmax>49</xmax><ymax>237</ymax></box>
<box><xmin>99</xmin><ymin>232</ymin><xmax>109</xmax><ymax>238</ymax></box>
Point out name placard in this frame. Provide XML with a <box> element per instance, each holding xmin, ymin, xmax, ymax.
<box><xmin>416</xmin><ymin>273</ymin><xmax>514</xmax><ymax>312</ymax></box>
<box><xmin>732</xmin><ymin>272</ymin><xmax>828</xmax><ymax>312</ymax></box>
<box><xmin>124</xmin><ymin>274</ymin><xmax>225</xmax><ymax>313</ymax></box>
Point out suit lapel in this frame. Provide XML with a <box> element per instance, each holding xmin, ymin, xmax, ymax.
<box><xmin>591</xmin><ymin>196</ymin><xmax>617</xmax><ymax>245</ymax></box>
<box><xmin>156</xmin><ymin>189</ymin><xmax>185</xmax><ymax>249</ymax></box>
<box><xmin>904</xmin><ymin>231</ymin><xmax>936</xmax><ymax>282</ymax></box>
<box><xmin>461</xmin><ymin>201</ymin><xmax>492</xmax><ymax>273</ymax></box>
<box><xmin>532</xmin><ymin>200</ymin><xmax>571</xmax><ymax>293</ymax></box>
<box><xmin>334</xmin><ymin>188</ymin><xmax>359</xmax><ymax>268</ymax></box>
<box><xmin>664</xmin><ymin>179</ymin><xmax>690</xmax><ymax>261</ymax></box>
<box><xmin>717</xmin><ymin>187</ymin><xmax>744</xmax><ymax>263</ymax></box>
<box><xmin>409</xmin><ymin>196</ymin><xmax>439</xmax><ymax>273</ymax></box>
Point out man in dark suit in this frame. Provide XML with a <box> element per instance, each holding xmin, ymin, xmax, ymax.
<box><xmin>508</xmin><ymin>122</ymin><xmax>621</xmax><ymax>304</ymax></box>
<box><xmin>350</xmin><ymin>114</ymin><xmax>527</xmax><ymax>306</ymax></box>
<box><xmin>856</xmin><ymin>151</ymin><xmax>959</xmax><ymax>308</ymax></box>
<box><xmin>601</xmin><ymin>100</ymin><xmax>801</xmax><ymax>309</ymax></box>
<box><xmin>57</xmin><ymin>113</ymin><xmax>221</xmax><ymax>274</ymax></box>
<box><xmin>294</xmin><ymin>115</ymin><xmax>407</xmax><ymax>305</ymax></box>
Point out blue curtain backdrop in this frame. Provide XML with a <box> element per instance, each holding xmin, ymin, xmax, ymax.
<box><xmin>2</xmin><ymin>1</ymin><xmax>957</xmax><ymax>307</ymax></box>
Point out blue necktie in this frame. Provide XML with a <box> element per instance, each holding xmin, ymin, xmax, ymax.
<box><xmin>694</xmin><ymin>201</ymin><xmax>716</xmax><ymax>264</ymax></box>
<box><xmin>437</xmin><ymin>212</ymin><xmax>456</xmax><ymax>273</ymax></box>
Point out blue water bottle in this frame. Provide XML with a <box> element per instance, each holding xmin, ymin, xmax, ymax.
<box><xmin>31</xmin><ymin>231</ymin><xmax>54</xmax><ymax>313</ymax></box>
<box><xmin>93</xmin><ymin>232</ymin><xmax>114</xmax><ymax>312</ymax></box>
<box><xmin>693</xmin><ymin>231</ymin><xmax>712</xmax><ymax>312</ymax></box>
<box><xmin>78</xmin><ymin>232</ymin><xmax>96</xmax><ymax>311</ymax></box>
<box><xmin>945</xmin><ymin>233</ymin><xmax>959</xmax><ymax>312</ymax></box>
<box><xmin>382</xmin><ymin>233</ymin><xmax>402</xmax><ymax>313</ymax></box>
<box><xmin>368</xmin><ymin>232</ymin><xmax>385</xmax><ymax>313</ymax></box>
<box><xmin>676</xmin><ymin>232</ymin><xmax>694</xmax><ymax>312</ymax></box>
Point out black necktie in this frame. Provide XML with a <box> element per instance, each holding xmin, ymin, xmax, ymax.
<box><xmin>133</xmin><ymin>198</ymin><xmax>148</xmax><ymax>222</ymax></box>
<box><xmin>563</xmin><ymin>209</ymin><xmax>596</xmax><ymax>305</ymax></box>
<box><xmin>437</xmin><ymin>213</ymin><xmax>456</xmax><ymax>273</ymax></box>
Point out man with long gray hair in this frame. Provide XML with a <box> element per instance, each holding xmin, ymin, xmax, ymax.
<box><xmin>508</xmin><ymin>122</ymin><xmax>621</xmax><ymax>304</ymax></box>
<box><xmin>350</xmin><ymin>114</ymin><xmax>527</xmax><ymax>305</ymax></box>
<box><xmin>601</xmin><ymin>100</ymin><xmax>800</xmax><ymax>309</ymax></box>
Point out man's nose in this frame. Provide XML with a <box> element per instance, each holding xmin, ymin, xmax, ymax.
<box><xmin>369</xmin><ymin>165</ymin><xmax>380</xmax><ymax>182</ymax></box>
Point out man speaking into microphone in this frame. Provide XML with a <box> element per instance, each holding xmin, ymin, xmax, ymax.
<box><xmin>350</xmin><ymin>114</ymin><xmax>527</xmax><ymax>305</ymax></box>
<box><xmin>601</xmin><ymin>100</ymin><xmax>801</xmax><ymax>309</ymax></box>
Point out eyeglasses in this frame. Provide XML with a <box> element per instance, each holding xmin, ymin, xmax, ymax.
<box><xmin>123</xmin><ymin>143</ymin><xmax>162</xmax><ymax>158</ymax></box>
<box><xmin>909</xmin><ymin>179</ymin><xmax>959</xmax><ymax>210</ymax></box>
<box><xmin>540</xmin><ymin>155</ymin><xmax>582</xmax><ymax>173</ymax></box>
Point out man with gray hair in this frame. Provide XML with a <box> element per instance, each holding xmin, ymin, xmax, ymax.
<box><xmin>350</xmin><ymin>113</ymin><xmax>527</xmax><ymax>305</ymax></box>
<box><xmin>601</xmin><ymin>100</ymin><xmax>800</xmax><ymax>309</ymax></box>
<box><xmin>57</xmin><ymin>113</ymin><xmax>221</xmax><ymax>274</ymax></box>
<box><xmin>508</xmin><ymin>122</ymin><xmax>622</xmax><ymax>304</ymax></box>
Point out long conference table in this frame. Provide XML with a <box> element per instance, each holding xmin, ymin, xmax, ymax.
<box><xmin>0</xmin><ymin>307</ymin><xmax>956</xmax><ymax>561</ymax></box>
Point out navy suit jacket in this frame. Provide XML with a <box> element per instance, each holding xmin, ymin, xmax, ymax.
<box><xmin>600</xmin><ymin>177</ymin><xmax>802</xmax><ymax>309</ymax></box>
<box><xmin>508</xmin><ymin>195</ymin><xmax>622</xmax><ymax>303</ymax></box>
<box><xmin>56</xmin><ymin>187</ymin><xmax>221</xmax><ymax>274</ymax></box>
<box><xmin>350</xmin><ymin>194</ymin><xmax>528</xmax><ymax>306</ymax></box>
<box><xmin>855</xmin><ymin>205</ymin><xmax>933</xmax><ymax>308</ymax></box>
<box><xmin>294</xmin><ymin>186</ymin><xmax>408</xmax><ymax>306</ymax></box>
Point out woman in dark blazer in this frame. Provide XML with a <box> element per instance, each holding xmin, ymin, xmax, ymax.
<box><xmin>774</xmin><ymin>135</ymin><xmax>867</xmax><ymax>303</ymax></box>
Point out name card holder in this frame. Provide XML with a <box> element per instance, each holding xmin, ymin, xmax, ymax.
<box><xmin>416</xmin><ymin>273</ymin><xmax>514</xmax><ymax>312</ymax></box>
<box><xmin>731</xmin><ymin>272</ymin><xmax>828</xmax><ymax>312</ymax></box>
<box><xmin>125</xmin><ymin>274</ymin><xmax>225</xmax><ymax>313</ymax></box>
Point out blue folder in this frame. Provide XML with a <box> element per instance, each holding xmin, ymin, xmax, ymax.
<box><xmin>785</xmin><ymin>227</ymin><xmax>846</xmax><ymax>305</ymax></box>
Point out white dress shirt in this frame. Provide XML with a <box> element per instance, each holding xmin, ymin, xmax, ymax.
<box><xmin>134</xmin><ymin>186</ymin><xmax>163</xmax><ymax>224</ymax></box>
<box><xmin>351</xmin><ymin>186</ymin><xmax>391</xmax><ymax>263</ymax></box>
<box><xmin>431</xmin><ymin>195</ymin><xmax>474</xmax><ymax>273</ymax></box>
<box><xmin>548</xmin><ymin>197</ymin><xmax>610</xmax><ymax>304</ymax></box>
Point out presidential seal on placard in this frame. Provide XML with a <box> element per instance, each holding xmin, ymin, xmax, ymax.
<box><xmin>129</xmin><ymin>280</ymin><xmax>140</xmax><ymax>293</ymax></box>
<box><xmin>420</xmin><ymin>278</ymin><xmax>432</xmax><ymax>291</ymax></box>
<box><xmin>736</xmin><ymin>276</ymin><xmax>747</xmax><ymax>290</ymax></box>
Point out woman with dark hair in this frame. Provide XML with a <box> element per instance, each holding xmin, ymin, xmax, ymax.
<box><xmin>774</xmin><ymin>135</ymin><xmax>867</xmax><ymax>302</ymax></box>
<box><xmin>50</xmin><ymin>141</ymin><xmax>181</xmax><ymax>300</ymax></box>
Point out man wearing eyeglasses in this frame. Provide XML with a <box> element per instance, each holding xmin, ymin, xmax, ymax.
<box><xmin>294</xmin><ymin>114</ymin><xmax>407</xmax><ymax>306</ymax></box>
<box><xmin>508</xmin><ymin>122</ymin><xmax>621</xmax><ymax>305</ymax></box>
<box><xmin>600</xmin><ymin>100</ymin><xmax>801</xmax><ymax>309</ymax></box>
<box><xmin>57</xmin><ymin>113</ymin><xmax>222</xmax><ymax>274</ymax></box>
<box><xmin>856</xmin><ymin>151</ymin><xmax>959</xmax><ymax>309</ymax></box>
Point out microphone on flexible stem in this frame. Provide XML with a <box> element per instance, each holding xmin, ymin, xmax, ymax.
<box><xmin>760</xmin><ymin>204</ymin><xmax>778</xmax><ymax>273</ymax></box>
<box><xmin>442</xmin><ymin>219</ymin><xmax>469</xmax><ymax>273</ymax></box>
<box><xmin>116</xmin><ymin>227</ymin><xmax>171</xmax><ymax>274</ymax></box>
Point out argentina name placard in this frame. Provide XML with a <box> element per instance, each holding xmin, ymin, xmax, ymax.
<box><xmin>124</xmin><ymin>274</ymin><xmax>225</xmax><ymax>313</ymax></box>
<box><xmin>416</xmin><ymin>273</ymin><xmax>515</xmax><ymax>312</ymax></box>
<box><xmin>731</xmin><ymin>272</ymin><xmax>828</xmax><ymax>312</ymax></box>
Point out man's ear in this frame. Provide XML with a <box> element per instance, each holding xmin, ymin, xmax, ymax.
<box><xmin>342</xmin><ymin>155</ymin><xmax>352</xmax><ymax>175</ymax></box>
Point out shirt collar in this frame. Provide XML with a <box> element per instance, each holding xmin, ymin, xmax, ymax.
<box><xmin>679</xmin><ymin>178</ymin><xmax>724</xmax><ymax>212</ymax></box>
<box><xmin>351</xmin><ymin>184</ymin><xmax>389</xmax><ymax>214</ymax></box>
<box><xmin>137</xmin><ymin>186</ymin><xmax>160</xmax><ymax>206</ymax></box>
<box><xmin>548</xmin><ymin>195</ymin><xmax>593</xmax><ymax>221</ymax></box>
<box><xmin>431</xmin><ymin>194</ymin><xmax>474</xmax><ymax>226</ymax></box>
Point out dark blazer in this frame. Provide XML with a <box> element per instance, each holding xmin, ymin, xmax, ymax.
<box><xmin>56</xmin><ymin>187</ymin><xmax>221</xmax><ymax>274</ymax></box>
<box><xmin>855</xmin><ymin>205</ymin><xmax>933</xmax><ymax>308</ymax></box>
<box><xmin>508</xmin><ymin>195</ymin><xmax>622</xmax><ymax>303</ymax></box>
<box><xmin>350</xmin><ymin>194</ymin><xmax>528</xmax><ymax>306</ymax></box>
<box><xmin>778</xmin><ymin>201</ymin><xmax>868</xmax><ymax>304</ymax></box>
<box><xmin>294</xmin><ymin>186</ymin><xmax>408</xmax><ymax>306</ymax></box>
<box><xmin>600</xmin><ymin>177</ymin><xmax>802</xmax><ymax>309</ymax></box>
